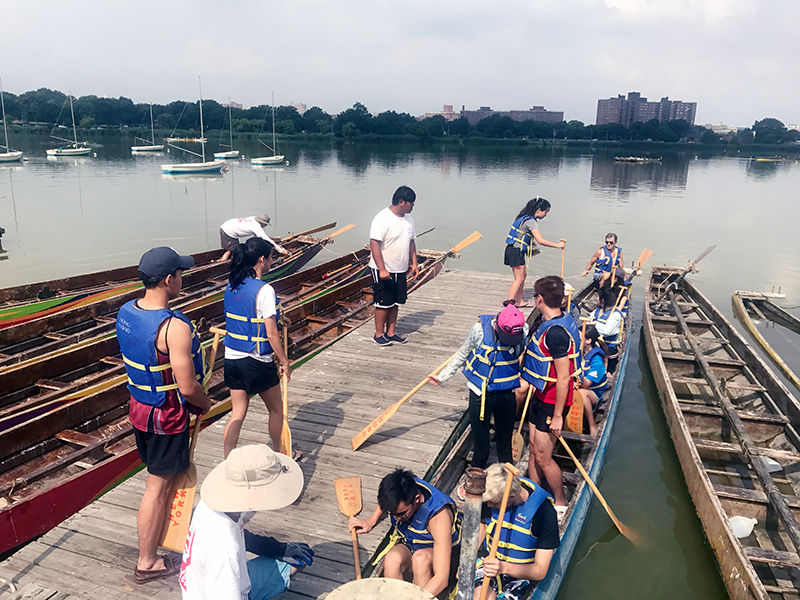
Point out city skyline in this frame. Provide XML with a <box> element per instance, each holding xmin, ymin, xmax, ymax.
<box><xmin>1</xmin><ymin>1</ymin><xmax>796</xmax><ymax>128</ymax></box>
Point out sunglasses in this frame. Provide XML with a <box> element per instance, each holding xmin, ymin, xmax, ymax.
<box><xmin>605</xmin><ymin>241</ymin><xmax>615</xmax><ymax>245</ymax></box>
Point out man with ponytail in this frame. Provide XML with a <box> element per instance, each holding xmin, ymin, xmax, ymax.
<box><xmin>222</xmin><ymin>238</ymin><xmax>295</xmax><ymax>460</ymax></box>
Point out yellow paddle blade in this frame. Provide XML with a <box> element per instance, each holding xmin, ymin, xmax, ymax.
<box><xmin>159</xmin><ymin>463</ymin><xmax>197</xmax><ymax>552</ymax></box>
<box><xmin>280</xmin><ymin>371</ymin><xmax>292</xmax><ymax>456</ymax></box>
<box><xmin>565</xmin><ymin>397</ymin><xmax>584</xmax><ymax>434</ymax></box>
<box><xmin>327</xmin><ymin>223</ymin><xmax>356</xmax><ymax>239</ymax></box>
<box><xmin>635</xmin><ymin>248</ymin><xmax>653</xmax><ymax>270</ymax></box>
<box><xmin>281</xmin><ymin>221</ymin><xmax>337</xmax><ymax>243</ymax></box>
<box><xmin>449</xmin><ymin>231</ymin><xmax>482</xmax><ymax>254</ymax></box>
<box><xmin>334</xmin><ymin>477</ymin><xmax>363</xmax><ymax>518</ymax></box>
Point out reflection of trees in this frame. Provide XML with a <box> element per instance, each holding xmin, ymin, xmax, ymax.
<box><xmin>336</xmin><ymin>143</ymin><xmax>373</xmax><ymax>177</ymax></box>
<box><xmin>745</xmin><ymin>160</ymin><xmax>789</xmax><ymax>181</ymax></box>
<box><xmin>590</xmin><ymin>156</ymin><xmax>688</xmax><ymax>196</ymax></box>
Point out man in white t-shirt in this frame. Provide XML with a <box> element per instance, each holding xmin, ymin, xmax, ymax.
<box><xmin>368</xmin><ymin>186</ymin><xmax>418</xmax><ymax>346</ymax></box>
<box><xmin>219</xmin><ymin>214</ymin><xmax>287</xmax><ymax>261</ymax></box>
<box><xmin>180</xmin><ymin>445</ymin><xmax>312</xmax><ymax>600</ymax></box>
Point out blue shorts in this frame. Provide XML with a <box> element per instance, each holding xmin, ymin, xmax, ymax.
<box><xmin>247</xmin><ymin>556</ymin><xmax>291</xmax><ymax>600</ymax></box>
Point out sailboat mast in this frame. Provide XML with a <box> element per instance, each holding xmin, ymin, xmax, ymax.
<box><xmin>0</xmin><ymin>77</ymin><xmax>9</xmax><ymax>152</ymax></box>
<box><xmin>271</xmin><ymin>92</ymin><xmax>276</xmax><ymax>157</ymax></box>
<box><xmin>198</xmin><ymin>77</ymin><xmax>206</xmax><ymax>163</ymax></box>
<box><xmin>228</xmin><ymin>99</ymin><xmax>233</xmax><ymax>149</ymax></box>
<box><xmin>69</xmin><ymin>92</ymin><xmax>78</xmax><ymax>148</ymax></box>
<box><xmin>149</xmin><ymin>104</ymin><xmax>155</xmax><ymax>145</ymax></box>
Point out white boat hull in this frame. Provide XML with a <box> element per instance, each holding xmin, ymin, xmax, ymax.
<box><xmin>46</xmin><ymin>147</ymin><xmax>91</xmax><ymax>156</ymax></box>
<box><xmin>131</xmin><ymin>145</ymin><xmax>165</xmax><ymax>153</ymax></box>
<box><xmin>213</xmin><ymin>150</ymin><xmax>240</xmax><ymax>159</ymax></box>
<box><xmin>0</xmin><ymin>151</ymin><xmax>23</xmax><ymax>163</ymax></box>
<box><xmin>161</xmin><ymin>160</ymin><xmax>225</xmax><ymax>174</ymax></box>
<box><xmin>251</xmin><ymin>155</ymin><xmax>284</xmax><ymax>165</ymax></box>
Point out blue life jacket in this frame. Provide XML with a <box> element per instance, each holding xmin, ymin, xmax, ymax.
<box><xmin>117</xmin><ymin>300</ymin><xmax>206</xmax><ymax>407</ymax></box>
<box><xmin>505</xmin><ymin>215</ymin><xmax>537</xmax><ymax>256</ymax></box>
<box><xmin>479</xmin><ymin>478</ymin><xmax>554</xmax><ymax>566</ymax></box>
<box><xmin>581</xmin><ymin>346</ymin><xmax>608</xmax><ymax>398</ymax></box>
<box><xmin>590</xmin><ymin>307</ymin><xmax>622</xmax><ymax>346</ymax></box>
<box><xmin>374</xmin><ymin>477</ymin><xmax>461</xmax><ymax>564</ymax></box>
<box><xmin>463</xmin><ymin>315</ymin><xmax>522</xmax><ymax>419</ymax></box>
<box><xmin>521</xmin><ymin>312</ymin><xmax>582</xmax><ymax>392</ymax></box>
<box><xmin>224</xmin><ymin>278</ymin><xmax>281</xmax><ymax>355</ymax></box>
<box><xmin>594</xmin><ymin>245</ymin><xmax>622</xmax><ymax>276</ymax></box>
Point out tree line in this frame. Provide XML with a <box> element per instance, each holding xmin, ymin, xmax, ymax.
<box><xmin>1</xmin><ymin>88</ymin><xmax>797</xmax><ymax>145</ymax></box>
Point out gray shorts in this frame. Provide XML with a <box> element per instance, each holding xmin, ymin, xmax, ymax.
<box><xmin>220</xmin><ymin>229</ymin><xmax>238</xmax><ymax>252</ymax></box>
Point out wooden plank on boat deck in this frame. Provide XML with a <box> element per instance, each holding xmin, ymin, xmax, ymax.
<box><xmin>0</xmin><ymin>269</ymin><xmax>515</xmax><ymax>600</ymax></box>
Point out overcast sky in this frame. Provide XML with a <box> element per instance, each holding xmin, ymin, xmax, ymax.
<box><xmin>2</xmin><ymin>0</ymin><xmax>796</xmax><ymax>127</ymax></box>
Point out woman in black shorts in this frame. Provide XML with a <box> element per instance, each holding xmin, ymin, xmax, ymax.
<box><xmin>222</xmin><ymin>238</ymin><xmax>293</xmax><ymax>458</ymax></box>
<box><xmin>504</xmin><ymin>197</ymin><xmax>565</xmax><ymax>307</ymax></box>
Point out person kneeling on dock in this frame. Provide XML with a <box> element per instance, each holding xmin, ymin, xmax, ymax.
<box><xmin>474</xmin><ymin>463</ymin><xmax>559</xmax><ymax>600</ymax></box>
<box><xmin>180</xmin><ymin>445</ymin><xmax>312</xmax><ymax>600</ymax></box>
<box><xmin>429</xmin><ymin>302</ymin><xmax>527</xmax><ymax>470</ymax></box>
<box><xmin>349</xmin><ymin>469</ymin><xmax>461</xmax><ymax>598</ymax></box>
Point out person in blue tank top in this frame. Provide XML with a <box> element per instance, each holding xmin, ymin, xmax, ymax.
<box><xmin>222</xmin><ymin>238</ymin><xmax>294</xmax><ymax>459</ymax></box>
<box><xmin>577</xmin><ymin>325</ymin><xmax>609</xmax><ymax>436</ymax></box>
<box><xmin>474</xmin><ymin>463</ymin><xmax>559</xmax><ymax>600</ymax></box>
<box><xmin>349</xmin><ymin>469</ymin><xmax>460</xmax><ymax>598</ymax></box>
<box><xmin>116</xmin><ymin>247</ymin><xmax>212</xmax><ymax>583</ymax></box>
<box><xmin>504</xmin><ymin>197</ymin><xmax>565</xmax><ymax>308</ymax></box>
<box><xmin>580</xmin><ymin>233</ymin><xmax>625</xmax><ymax>288</ymax></box>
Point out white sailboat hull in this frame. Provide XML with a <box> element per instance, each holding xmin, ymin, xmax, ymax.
<box><xmin>213</xmin><ymin>150</ymin><xmax>240</xmax><ymax>159</ymax></box>
<box><xmin>0</xmin><ymin>151</ymin><xmax>23</xmax><ymax>162</ymax></box>
<box><xmin>251</xmin><ymin>155</ymin><xmax>284</xmax><ymax>165</ymax></box>
<box><xmin>131</xmin><ymin>145</ymin><xmax>165</xmax><ymax>153</ymax></box>
<box><xmin>161</xmin><ymin>160</ymin><xmax>225</xmax><ymax>174</ymax></box>
<box><xmin>46</xmin><ymin>147</ymin><xmax>91</xmax><ymax>156</ymax></box>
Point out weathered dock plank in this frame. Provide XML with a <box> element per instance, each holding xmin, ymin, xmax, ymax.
<box><xmin>0</xmin><ymin>269</ymin><xmax>516</xmax><ymax>599</ymax></box>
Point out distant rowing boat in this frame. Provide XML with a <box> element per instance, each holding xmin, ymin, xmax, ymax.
<box><xmin>614</xmin><ymin>156</ymin><xmax>661</xmax><ymax>163</ymax></box>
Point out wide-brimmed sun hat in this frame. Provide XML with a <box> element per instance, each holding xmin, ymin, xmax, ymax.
<box><xmin>201</xmin><ymin>445</ymin><xmax>303</xmax><ymax>512</ymax></box>
<box><xmin>255</xmin><ymin>214</ymin><xmax>271</xmax><ymax>226</ymax></box>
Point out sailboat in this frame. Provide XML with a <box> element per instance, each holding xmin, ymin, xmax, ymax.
<box><xmin>214</xmin><ymin>101</ymin><xmax>239</xmax><ymax>159</ymax></box>
<box><xmin>161</xmin><ymin>78</ymin><xmax>225</xmax><ymax>174</ymax></box>
<box><xmin>251</xmin><ymin>93</ymin><xmax>285</xmax><ymax>165</ymax></box>
<box><xmin>0</xmin><ymin>78</ymin><xmax>22</xmax><ymax>163</ymax></box>
<box><xmin>131</xmin><ymin>104</ymin><xmax>165</xmax><ymax>153</ymax></box>
<box><xmin>46</xmin><ymin>92</ymin><xmax>91</xmax><ymax>157</ymax></box>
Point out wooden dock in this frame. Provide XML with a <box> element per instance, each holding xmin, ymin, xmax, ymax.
<box><xmin>0</xmin><ymin>269</ymin><xmax>516</xmax><ymax>600</ymax></box>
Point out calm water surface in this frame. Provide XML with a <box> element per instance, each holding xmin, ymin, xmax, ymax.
<box><xmin>3</xmin><ymin>134</ymin><xmax>800</xmax><ymax>599</ymax></box>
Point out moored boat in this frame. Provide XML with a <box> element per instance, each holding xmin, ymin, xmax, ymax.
<box><xmin>733</xmin><ymin>291</ymin><xmax>800</xmax><ymax>394</ymax></box>
<box><xmin>45</xmin><ymin>92</ymin><xmax>91</xmax><ymax>157</ymax></box>
<box><xmin>130</xmin><ymin>103</ymin><xmax>165</xmax><ymax>152</ymax></box>
<box><xmin>0</xmin><ymin>77</ymin><xmax>22</xmax><ymax>163</ymax></box>
<box><xmin>644</xmin><ymin>267</ymin><xmax>800</xmax><ymax>600</ymax></box>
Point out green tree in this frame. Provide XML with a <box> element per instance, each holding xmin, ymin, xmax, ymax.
<box><xmin>342</xmin><ymin>121</ymin><xmax>361</xmax><ymax>138</ymax></box>
<box><xmin>753</xmin><ymin>118</ymin><xmax>788</xmax><ymax>144</ymax></box>
<box><xmin>700</xmin><ymin>129</ymin><xmax>722</xmax><ymax>144</ymax></box>
<box><xmin>449</xmin><ymin>117</ymin><xmax>470</xmax><ymax>136</ymax></box>
<box><xmin>334</xmin><ymin>102</ymin><xmax>372</xmax><ymax>135</ymax></box>
<box><xmin>302</xmin><ymin>106</ymin><xmax>332</xmax><ymax>133</ymax></box>
<box><xmin>373</xmin><ymin>110</ymin><xmax>416</xmax><ymax>135</ymax></box>
<box><xmin>80</xmin><ymin>116</ymin><xmax>95</xmax><ymax>128</ymax></box>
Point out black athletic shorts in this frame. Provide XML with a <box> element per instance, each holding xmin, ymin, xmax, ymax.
<box><xmin>225</xmin><ymin>356</ymin><xmax>280</xmax><ymax>395</ymax></box>
<box><xmin>527</xmin><ymin>398</ymin><xmax>571</xmax><ymax>433</ymax></box>
<box><xmin>504</xmin><ymin>245</ymin><xmax>526</xmax><ymax>268</ymax></box>
<box><xmin>134</xmin><ymin>426</ymin><xmax>190</xmax><ymax>476</ymax></box>
<box><xmin>370</xmin><ymin>268</ymin><xmax>408</xmax><ymax>309</ymax></box>
<box><xmin>220</xmin><ymin>229</ymin><xmax>238</xmax><ymax>252</ymax></box>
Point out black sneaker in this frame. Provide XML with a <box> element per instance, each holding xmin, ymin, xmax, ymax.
<box><xmin>387</xmin><ymin>334</ymin><xmax>407</xmax><ymax>344</ymax></box>
<box><xmin>373</xmin><ymin>335</ymin><xmax>393</xmax><ymax>346</ymax></box>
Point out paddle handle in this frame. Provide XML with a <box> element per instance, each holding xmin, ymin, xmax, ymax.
<box><xmin>516</xmin><ymin>385</ymin><xmax>534</xmax><ymax>437</ymax></box>
<box><xmin>351</xmin><ymin>529</ymin><xmax>362</xmax><ymax>580</ymax></box>
<box><xmin>479</xmin><ymin>463</ymin><xmax>520</xmax><ymax>600</ymax></box>
<box><xmin>191</xmin><ymin>331</ymin><xmax>221</xmax><ymax>460</ymax></box>
<box><xmin>567</xmin><ymin>289</ymin><xmax>573</xmax><ymax>314</ymax></box>
<box><xmin>560</xmin><ymin>239</ymin><xmax>566</xmax><ymax>279</ymax></box>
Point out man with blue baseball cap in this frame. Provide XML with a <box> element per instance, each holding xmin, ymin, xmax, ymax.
<box><xmin>117</xmin><ymin>247</ymin><xmax>212</xmax><ymax>583</ymax></box>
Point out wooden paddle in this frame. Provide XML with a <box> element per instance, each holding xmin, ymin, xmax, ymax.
<box><xmin>566</xmin><ymin>289</ymin><xmax>573</xmax><ymax>314</ymax></box>
<box><xmin>280</xmin><ymin>325</ymin><xmax>292</xmax><ymax>456</ymax></box>
<box><xmin>557</xmin><ymin>435</ymin><xmax>644</xmax><ymax>548</ymax></box>
<box><xmin>280</xmin><ymin>221</ymin><xmax>337</xmax><ymax>243</ymax></box>
<box><xmin>159</xmin><ymin>331</ymin><xmax>221</xmax><ymax>552</ymax></box>
<box><xmin>512</xmin><ymin>386</ymin><xmax>534</xmax><ymax>463</ymax></box>
<box><xmin>351</xmin><ymin>351</ymin><xmax>458</xmax><ymax>450</ymax></box>
<box><xmin>478</xmin><ymin>463</ymin><xmax>520</xmax><ymax>600</ymax></box>
<box><xmin>560</xmin><ymin>239</ymin><xmax>566</xmax><ymax>278</ymax></box>
<box><xmin>610</xmin><ymin>248</ymin><xmax>619</xmax><ymax>288</ymax></box>
<box><xmin>334</xmin><ymin>477</ymin><xmax>363</xmax><ymax>580</ymax></box>
<box><xmin>565</xmin><ymin>318</ymin><xmax>591</xmax><ymax>435</ymax></box>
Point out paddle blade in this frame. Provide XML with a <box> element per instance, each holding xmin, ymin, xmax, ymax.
<box><xmin>351</xmin><ymin>402</ymin><xmax>400</xmax><ymax>450</ymax></box>
<box><xmin>327</xmin><ymin>224</ymin><xmax>356</xmax><ymax>239</ymax></box>
<box><xmin>692</xmin><ymin>244</ymin><xmax>717</xmax><ymax>267</ymax></box>
<box><xmin>565</xmin><ymin>397</ymin><xmax>584</xmax><ymax>434</ymax></box>
<box><xmin>511</xmin><ymin>431</ymin><xmax>525</xmax><ymax>464</ymax></box>
<box><xmin>159</xmin><ymin>463</ymin><xmax>197</xmax><ymax>552</ymax></box>
<box><xmin>635</xmin><ymin>248</ymin><xmax>653</xmax><ymax>270</ymax></box>
<box><xmin>280</xmin><ymin>373</ymin><xmax>292</xmax><ymax>456</ymax></box>
<box><xmin>334</xmin><ymin>477</ymin><xmax>362</xmax><ymax>517</ymax></box>
<box><xmin>449</xmin><ymin>231</ymin><xmax>482</xmax><ymax>254</ymax></box>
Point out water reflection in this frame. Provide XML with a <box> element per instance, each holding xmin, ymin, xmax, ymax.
<box><xmin>590</xmin><ymin>156</ymin><xmax>689</xmax><ymax>196</ymax></box>
<box><xmin>744</xmin><ymin>158</ymin><xmax>799</xmax><ymax>181</ymax></box>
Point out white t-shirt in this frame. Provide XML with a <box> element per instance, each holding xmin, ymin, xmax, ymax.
<box><xmin>220</xmin><ymin>217</ymin><xmax>284</xmax><ymax>251</ymax></box>
<box><xmin>367</xmin><ymin>207</ymin><xmax>416</xmax><ymax>273</ymax></box>
<box><xmin>180</xmin><ymin>501</ymin><xmax>250</xmax><ymax>600</ymax></box>
<box><xmin>225</xmin><ymin>282</ymin><xmax>278</xmax><ymax>363</ymax></box>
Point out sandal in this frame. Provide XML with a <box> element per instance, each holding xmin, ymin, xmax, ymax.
<box><xmin>516</xmin><ymin>302</ymin><xmax>533</xmax><ymax>308</ymax></box>
<box><xmin>133</xmin><ymin>555</ymin><xmax>180</xmax><ymax>584</ymax></box>
<box><xmin>455</xmin><ymin>483</ymin><xmax>466</xmax><ymax>501</ymax></box>
<box><xmin>292</xmin><ymin>450</ymin><xmax>303</xmax><ymax>461</ymax></box>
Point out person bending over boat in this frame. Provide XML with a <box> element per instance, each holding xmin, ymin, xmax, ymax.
<box><xmin>116</xmin><ymin>247</ymin><xmax>212</xmax><ymax>583</ymax></box>
<box><xmin>180</xmin><ymin>445</ymin><xmax>313</xmax><ymax>600</ymax></box>
<box><xmin>222</xmin><ymin>238</ymin><xmax>296</xmax><ymax>459</ymax></box>
<box><xmin>580</xmin><ymin>233</ymin><xmax>625</xmax><ymax>288</ymax></box>
<box><xmin>519</xmin><ymin>276</ymin><xmax>582</xmax><ymax>522</ymax></box>
<box><xmin>429</xmin><ymin>302</ymin><xmax>526</xmax><ymax>471</ymax></box>
<box><xmin>369</xmin><ymin>185</ymin><xmax>418</xmax><ymax>346</ymax></box>
<box><xmin>504</xmin><ymin>197</ymin><xmax>565</xmax><ymax>308</ymax></box>
<box><xmin>474</xmin><ymin>463</ymin><xmax>559</xmax><ymax>600</ymax></box>
<box><xmin>577</xmin><ymin>325</ymin><xmax>609</xmax><ymax>436</ymax></box>
<box><xmin>588</xmin><ymin>286</ymin><xmax>625</xmax><ymax>374</ymax></box>
<box><xmin>348</xmin><ymin>468</ymin><xmax>461</xmax><ymax>599</ymax></box>
<box><xmin>219</xmin><ymin>214</ymin><xmax>287</xmax><ymax>262</ymax></box>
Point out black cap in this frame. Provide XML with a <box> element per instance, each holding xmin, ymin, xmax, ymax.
<box><xmin>138</xmin><ymin>247</ymin><xmax>194</xmax><ymax>281</ymax></box>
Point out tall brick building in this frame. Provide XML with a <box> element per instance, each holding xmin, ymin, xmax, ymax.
<box><xmin>596</xmin><ymin>92</ymin><xmax>696</xmax><ymax>126</ymax></box>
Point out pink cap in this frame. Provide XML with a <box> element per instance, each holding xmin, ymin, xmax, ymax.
<box><xmin>496</xmin><ymin>304</ymin><xmax>525</xmax><ymax>346</ymax></box>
